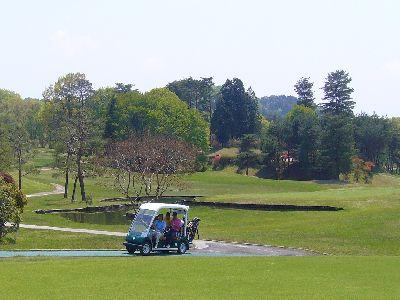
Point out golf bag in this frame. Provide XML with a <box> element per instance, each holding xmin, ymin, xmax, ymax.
<box><xmin>187</xmin><ymin>217</ymin><xmax>201</xmax><ymax>243</ymax></box>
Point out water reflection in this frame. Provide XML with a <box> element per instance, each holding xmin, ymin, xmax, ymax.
<box><xmin>60</xmin><ymin>210</ymin><xmax>133</xmax><ymax>225</ymax></box>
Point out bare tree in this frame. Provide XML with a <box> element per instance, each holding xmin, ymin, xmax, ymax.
<box><xmin>100</xmin><ymin>133</ymin><xmax>198</xmax><ymax>200</ymax></box>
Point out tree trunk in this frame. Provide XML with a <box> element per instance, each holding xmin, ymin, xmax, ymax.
<box><xmin>64</xmin><ymin>152</ymin><xmax>71</xmax><ymax>199</ymax></box>
<box><xmin>71</xmin><ymin>176</ymin><xmax>78</xmax><ymax>202</ymax></box>
<box><xmin>77</xmin><ymin>152</ymin><xmax>86</xmax><ymax>202</ymax></box>
<box><xmin>18</xmin><ymin>166</ymin><xmax>22</xmax><ymax>191</ymax></box>
<box><xmin>18</xmin><ymin>149</ymin><xmax>22</xmax><ymax>190</ymax></box>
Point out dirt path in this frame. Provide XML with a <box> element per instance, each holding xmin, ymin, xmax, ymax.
<box><xmin>26</xmin><ymin>184</ymin><xmax>64</xmax><ymax>198</ymax></box>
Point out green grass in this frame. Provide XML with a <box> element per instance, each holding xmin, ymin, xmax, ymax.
<box><xmin>17</xmin><ymin>175</ymin><xmax>53</xmax><ymax>195</ymax></box>
<box><xmin>182</xmin><ymin>170</ymin><xmax>330</xmax><ymax>197</ymax></box>
<box><xmin>209</xmin><ymin>147</ymin><xmax>239</xmax><ymax>158</ymax></box>
<box><xmin>32</xmin><ymin>148</ymin><xmax>55</xmax><ymax>168</ymax></box>
<box><xmin>3</xmin><ymin>169</ymin><xmax>400</xmax><ymax>255</ymax></box>
<box><xmin>0</xmin><ymin>229</ymin><xmax>122</xmax><ymax>250</ymax></box>
<box><xmin>1</xmin><ymin>256</ymin><xmax>399</xmax><ymax>299</ymax></box>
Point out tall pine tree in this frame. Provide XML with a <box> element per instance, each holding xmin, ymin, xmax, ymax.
<box><xmin>294</xmin><ymin>77</ymin><xmax>315</xmax><ymax>108</ymax></box>
<box><xmin>321</xmin><ymin>70</ymin><xmax>355</xmax><ymax>115</ymax></box>
<box><xmin>320</xmin><ymin>70</ymin><xmax>355</xmax><ymax>179</ymax></box>
<box><xmin>211</xmin><ymin>78</ymin><xmax>261</xmax><ymax>145</ymax></box>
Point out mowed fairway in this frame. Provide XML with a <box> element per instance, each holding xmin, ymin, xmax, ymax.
<box><xmin>1</xmin><ymin>256</ymin><xmax>400</xmax><ymax>299</ymax></box>
<box><xmin>7</xmin><ymin>169</ymin><xmax>400</xmax><ymax>255</ymax></box>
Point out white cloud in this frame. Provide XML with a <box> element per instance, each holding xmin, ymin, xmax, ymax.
<box><xmin>51</xmin><ymin>30</ymin><xmax>98</xmax><ymax>57</ymax></box>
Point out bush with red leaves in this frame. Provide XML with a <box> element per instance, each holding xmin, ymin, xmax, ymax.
<box><xmin>0</xmin><ymin>172</ymin><xmax>15</xmax><ymax>185</ymax></box>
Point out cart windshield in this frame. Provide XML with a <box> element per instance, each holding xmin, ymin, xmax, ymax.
<box><xmin>129</xmin><ymin>209</ymin><xmax>155</xmax><ymax>235</ymax></box>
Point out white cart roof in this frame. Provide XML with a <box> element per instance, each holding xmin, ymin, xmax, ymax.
<box><xmin>139</xmin><ymin>202</ymin><xmax>189</xmax><ymax>212</ymax></box>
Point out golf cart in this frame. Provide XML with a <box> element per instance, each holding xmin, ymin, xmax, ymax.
<box><xmin>124</xmin><ymin>203</ymin><xmax>198</xmax><ymax>256</ymax></box>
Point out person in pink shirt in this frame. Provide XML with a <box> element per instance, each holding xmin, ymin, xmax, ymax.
<box><xmin>171</xmin><ymin>211</ymin><xmax>183</xmax><ymax>235</ymax></box>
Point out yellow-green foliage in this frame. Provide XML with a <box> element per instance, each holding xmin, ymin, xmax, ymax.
<box><xmin>116</xmin><ymin>88</ymin><xmax>209</xmax><ymax>151</ymax></box>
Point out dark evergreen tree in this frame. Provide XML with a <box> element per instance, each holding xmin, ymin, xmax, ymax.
<box><xmin>237</xmin><ymin>134</ymin><xmax>260</xmax><ymax>176</ymax></box>
<box><xmin>210</xmin><ymin>99</ymin><xmax>230</xmax><ymax>146</ymax></box>
<box><xmin>104</xmin><ymin>97</ymin><xmax>119</xmax><ymax>139</ymax></box>
<box><xmin>354</xmin><ymin>113</ymin><xmax>391</xmax><ymax>167</ymax></box>
<box><xmin>260</xmin><ymin>119</ymin><xmax>286</xmax><ymax>179</ymax></box>
<box><xmin>319</xmin><ymin>70</ymin><xmax>356</xmax><ymax>179</ymax></box>
<box><xmin>239</xmin><ymin>134</ymin><xmax>259</xmax><ymax>152</ymax></box>
<box><xmin>387</xmin><ymin>118</ymin><xmax>400</xmax><ymax>173</ymax></box>
<box><xmin>321</xmin><ymin>70</ymin><xmax>355</xmax><ymax>115</ymax></box>
<box><xmin>294</xmin><ymin>77</ymin><xmax>315</xmax><ymax>108</ymax></box>
<box><xmin>284</xmin><ymin>105</ymin><xmax>321</xmax><ymax>179</ymax></box>
<box><xmin>320</xmin><ymin>114</ymin><xmax>354</xmax><ymax>179</ymax></box>
<box><xmin>211</xmin><ymin>78</ymin><xmax>261</xmax><ymax>144</ymax></box>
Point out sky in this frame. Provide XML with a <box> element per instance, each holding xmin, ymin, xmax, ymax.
<box><xmin>0</xmin><ymin>0</ymin><xmax>399</xmax><ymax>116</ymax></box>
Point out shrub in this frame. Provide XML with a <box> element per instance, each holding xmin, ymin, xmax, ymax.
<box><xmin>195</xmin><ymin>154</ymin><xmax>209</xmax><ymax>172</ymax></box>
<box><xmin>0</xmin><ymin>179</ymin><xmax>26</xmax><ymax>239</ymax></box>
<box><xmin>348</xmin><ymin>156</ymin><xmax>375</xmax><ymax>184</ymax></box>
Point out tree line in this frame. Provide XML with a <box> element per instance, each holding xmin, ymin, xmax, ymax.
<box><xmin>0</xmin><ymin>70</ymin><xmax>399</xmax><ymax>201</ymax></box>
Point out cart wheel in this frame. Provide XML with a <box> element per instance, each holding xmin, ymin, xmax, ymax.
<box><xmin>178</xmin><ymin>242</ymin><xmax>188</xmax><ymax>254</ymax></box>
<box><xmin>140</xmin><ymin>242</ymin><xmax>152</xmax><ymax>256</ymax></box>
<box><xmin>126</xmin><ymin>245</ymin><xmax>136</xmax><ymax>254</ymax></box>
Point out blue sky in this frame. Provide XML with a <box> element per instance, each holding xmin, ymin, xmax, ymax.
<box><xmin>1</xmin><ymin>0</ymin><xmax>399</xmax><ymax>116</ymax></box>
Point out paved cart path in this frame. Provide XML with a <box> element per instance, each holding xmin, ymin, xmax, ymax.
<box><xmin>2</xmin><ymin>224</ymin><xmax>312</xmax><ymax>257</ymax></box>
<box><xmin>4</xmin><ymin>184</ymin><xmax>314</xmax><ymax>257</ymax></box>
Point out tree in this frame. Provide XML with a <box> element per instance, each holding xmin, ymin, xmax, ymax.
<box><xmin>261</xmin><ymin>120</ymin><xmax>287</xmax><ymax>179</ymax></box>
<box><xmin>387</xmin><ymin>118</ymin><xmax>400</xmax><ymax>173</ymax></box>
<box><xmin>115</xmin><ymin>82</ymin><xmax>136</xmax><ymax>94</ymax></box>
<box><xmin>354</xmin><ymin>113</ymin><xmax>391</xmax><ymax>168</ymax></box>
<box><xmin>9</xmin><ymin>121</ymin><xmax>36</xmax><ymax>190</ymax></box>
<box><xmin>237</xmin><ymin>134</ymin><xmax>260</xmax><ymax>176</ymax></box>
<box><xmin>237</xmin><ymin>152</ymin><xmax>259</xmax><ymax>176</ymax></box>
<box><xmin>349</xmin><ymin>156</ymin><xmax>374</xmax><ymax>183</ymax></box>
<box><xmin>320</xmin><ymin>114</ymin><xmax>354</xmax><ymax>179</ymax></box>
<box><xmin>0</xmin><ymin>90</ymin><xmax>38</xmax><ymax>190</ymax></box>
<box><xmin>0</xmin><ymin>176</ymin><xmax>26</xmax><ymax>240</ymax></box>
<box><xmin>167</xmin><ymin>77</ymin><xmax>214</xmax><ymax>119</ymax></box>
<box><xmin>0</xmin><ymin>126</ymin><xmax>12</xmax><ymax>171</ymax></box>
<box><xmin>284</xmin><ymin>105</ymin><xmax>321</xmax><ymax>179</ymax></box>
<box><xmin>113</xmin><ymin>88</ymin><xmax>209</xmax><ymax>151</ymax></box>
<box><xmin>210</xmin><ymin>99</ymin><xmax>230</xmax><ymax>145</ymax></box>
<box><xmin>239</xmin><ymin>134</ymin><xmax>259</xmax><ymax>152</ymax></box>
<box><xmin>211</xmin><ymin>78</ymin><xmax>261</xmax><ymax>144</ymax></box>
<box><xmin>100</xmin><ymin>133</ymin><xmax>198</xmax><ymax>199</ymax></box>
<box><xmin>294</xmin><ymin>77</ymin><xmax>315</xmax><ymax>108</ymax></box>
<box><xmin>90</xmin><ymin>87</ymin><xmax>117</xmax><ymax>136</ymax></box>
<box><xmin>42</xmin><ymin>73</ymin><xmax>97</xmax><ymax>202</ymax></box>
<box><xmin>321</xmin><ymin>70</ymin><xmax>355</xmax><ymax>115</ymax></box>
<box><xmin>104</xmin><ymin>97</ymin><xmax>119</xmax><ymax>139</ymax></box>
<box><xmin>319</xmin><ymin>70</ymin><xmax>355</xmax><ymax>179</ymax></box>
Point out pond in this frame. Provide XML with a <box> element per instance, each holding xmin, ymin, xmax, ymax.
<box><xmin>59</xmin><ymin>210</ymin><xmax>134</xmax><ymax>225</ymax></box>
